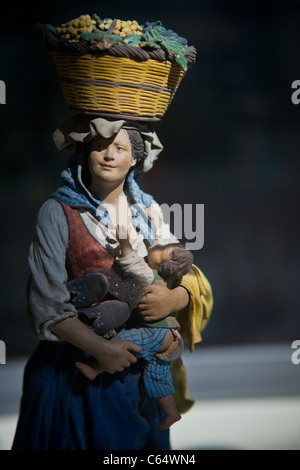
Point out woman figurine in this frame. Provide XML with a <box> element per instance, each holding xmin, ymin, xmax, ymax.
<box><xmin>12</xmin><ymin>115</ymin><xmax>213</xmax><ymax>450</ymax></box>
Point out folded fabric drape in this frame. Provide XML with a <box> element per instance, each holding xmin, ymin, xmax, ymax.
<box><xmin>53</xmin><ymin>113</ymin><xmax>164</xmax><ymax>173</ymax></box>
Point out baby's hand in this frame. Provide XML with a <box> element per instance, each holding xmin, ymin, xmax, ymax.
<box><xmin>116</xmin><ymin>225</ymin><xmax>133</xmax><ymax>257</ymax></box>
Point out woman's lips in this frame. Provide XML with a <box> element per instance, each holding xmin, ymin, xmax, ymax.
<box><xmin>100</xmin><ymin>164</ymin><xmax>115</xmax><ymax>168</ymax></box>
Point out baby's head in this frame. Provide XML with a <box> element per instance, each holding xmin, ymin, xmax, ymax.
<box><xmin>147</xmin><ymin>243</ymin><xmax>193</xmax><ymax>281</ymax></box>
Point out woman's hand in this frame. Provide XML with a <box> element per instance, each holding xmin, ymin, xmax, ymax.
<box><xmin>91</xmin><ymin>339</ymin><xmax>141</xmax><ymax>375</ymax></box>
<box><xmin>50</xmin><ymin>317</ymin><xmax>141</xmax><ymax>376</ymax></box>
<box><xmin>76</xmin><ymin>339</ymin><xmax>141</xmax><ymax>379</ymax></box>
<box><xmin>136</xmin><ymin>285</ymin><xmax>189</xmax><ymax>322</ymax></box>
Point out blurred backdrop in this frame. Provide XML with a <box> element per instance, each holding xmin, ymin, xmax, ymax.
<box><xmin>0</xmin><ymin>0</ymin><xmax>299</xmax><ymax>357</ymax></box>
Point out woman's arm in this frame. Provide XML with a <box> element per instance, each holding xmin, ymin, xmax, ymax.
<box><xmin>50</xmin><ymin>316</ymin><xmax>141</xmax><ymax>374</ymax></box>
<box><xmin>28</xmin><ymin>199</ymin><xmax>140</xmax><ymax>374</ymax></box>
<box><xmin>27</xmin><ymin>199</ymin><xmax>78</xmax><ymax>340</ymax></box>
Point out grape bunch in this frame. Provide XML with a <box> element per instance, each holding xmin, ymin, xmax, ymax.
<box><xmin>99</xmin><ymin>18</ymin><xmax>143</xmax><ymax>38</ymax></box>
<box><xmin>142</xmin><ymin>21</ymin><xmax>157</xmax><ymax>33</ymax></box>
<box><xmin>142</xmin><ymin>21</ymin><xmax>188</xmax><ymax>46</ymax></box>
<box><xmin>56</xmin><ymin>14</ymin><xmax>96</xmax><ymax>40</ymax></box>
<box><xmin>165</xmin><ymin>29</ymin><xmax>188</xmax><ymax>46</ymax></box>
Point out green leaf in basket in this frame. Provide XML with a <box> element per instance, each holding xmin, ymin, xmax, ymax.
<box><xmin>140</xmin><ymin>40</ymin><xmax>161</xmax><ymax>49</ymax></box>
<box><xmin>174</xmin><ymin>54</ymin><xmax>188</xmax><ymax>71</ymax></box>
<box><xmin>142</xmin><ymin>22</ymin><xmax>166</xmax><ymax>44</ymax></box>
<box><xmin>160</xmin><ymin>37</ymin><xmax>189</xmax><ymax>71</ymax></box>
<box><xmin>143</xmin><ymin>30</ymin><xmax>163</xmax><ymax>44</ymax></box>
<box><xmin>81</xmin><ymin>31</ymin><xmax>123</xmax><ymax>44</ymax></box>
<box><xmin>163</xmin><ymin>37</ymin><xmax>188</xmax><ymax>54</ymax></box>
<box><xmin>45</xmin><ymin>24</ymin><xmax>56</xmax><ymax>33</ymax></box>
<box><xmin>123</xmin><ymin>34</ymin><xmax>141</xmax><ymax>47</ymax></box>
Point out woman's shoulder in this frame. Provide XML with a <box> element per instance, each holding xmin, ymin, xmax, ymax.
<box><xmin>37</xmin><ymin>198</ymin><xmax>64</xmax><ymax>219</ymax></box>
<box><xmin>35</xmin><ymin>198</ymin><xmax>68</xmax><ymax>233</ymax></box>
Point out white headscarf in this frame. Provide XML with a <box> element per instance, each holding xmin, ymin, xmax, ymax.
<box><xmin>53</xmin><ymin>113</ymin><xmax>164</xmax><ymax>173</ymax></box>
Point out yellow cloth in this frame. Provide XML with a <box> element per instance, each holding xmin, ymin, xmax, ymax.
<box><xmin>171</xmin><ymin>265</ymin><xmax>213</xmax><ymax>413</ymax></box>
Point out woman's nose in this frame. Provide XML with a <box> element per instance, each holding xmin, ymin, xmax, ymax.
<box><xmin>104</xmin><ymin>145</ymin><xmax>114</xmax><ymax>160</ymax></box>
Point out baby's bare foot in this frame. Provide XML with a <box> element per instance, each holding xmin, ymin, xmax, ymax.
<box><xmin>158</xmin><ymin>413</ymin><xmax>181</xmax><ymax>431</ymax></box>
<box><xmin>75</xmin><ymin>361</ymin><xmax>101</xmax><ymax>380</ymax></box>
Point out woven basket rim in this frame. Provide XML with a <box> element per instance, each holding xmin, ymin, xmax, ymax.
<box><xmin>35</xmin><ymin>22</ymin><xmax>197</xmax><ymax>69</ymax></box>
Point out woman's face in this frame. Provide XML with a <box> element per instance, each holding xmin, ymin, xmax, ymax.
<box><xmin>88</xmin><ymin>129</ymin><xmax>136</xmax><ymax>185</ymax></box>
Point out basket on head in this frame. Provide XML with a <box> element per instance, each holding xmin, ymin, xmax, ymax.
<box><xmin>35</xmin><ymin>20</ymin><xmax>197</xmax><ymax>122</ymax></box>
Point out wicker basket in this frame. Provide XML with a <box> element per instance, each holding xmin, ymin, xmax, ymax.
<box><xmin>52</xmin><ymin>52</ymin><xmax>186</xmax><ymax>121</ymax></box>
<box><xmin>35</xmin><ymin>23</ymin><xmax>196</xmax><ymax>121</ymax></box>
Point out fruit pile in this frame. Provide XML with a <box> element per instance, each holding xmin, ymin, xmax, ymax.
<box><xmin>55</xmin><ymin>15</ymin><xmax>144</xmax><ymax>40</ymax></box>
<box><xmin>55</xmin><ymin>14</ymin><xmax>96</xmax><ymax>40</ymax></box>
<box><xmin>97</xmin><ymin>18</ymin><xmax>143</xmax><ymax>38</ymax></box>
<box><xmin>48</xmin><ymin>14</ymin><xmax>193</xmax><ymax>70</ymax></box>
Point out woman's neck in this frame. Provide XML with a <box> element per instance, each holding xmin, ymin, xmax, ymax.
<box><xmin>89</xmin><ymin>179</ymin><xmax>130</xmax><ymax>228</ymax></box>
<box><xmin>89</xmin><ymin>179</ymin><xmax>125</xmax><ymax>205</ymax></box>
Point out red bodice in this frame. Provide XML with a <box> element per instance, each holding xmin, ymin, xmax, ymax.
<box><xmin>60</xmin><ymin>202</ymin><xmax>114</xmax><ymax>281</ymax></box>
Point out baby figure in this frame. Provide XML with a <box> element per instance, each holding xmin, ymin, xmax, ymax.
<box><xmin>69</xmin><ymin>206</ymin><xmax>193</xmax><ymax>430</ymax></box>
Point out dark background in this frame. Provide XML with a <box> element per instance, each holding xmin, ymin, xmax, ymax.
<box><xmin>0</xmin><ymin>0</ymin><xmax>299</xmax><ymax>356</ymax></box>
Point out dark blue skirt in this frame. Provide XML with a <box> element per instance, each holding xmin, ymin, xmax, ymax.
<box><xmin>12</xmin><ymin>340</ymin><xmax>170</xmax><ymax>450</ymax></box>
